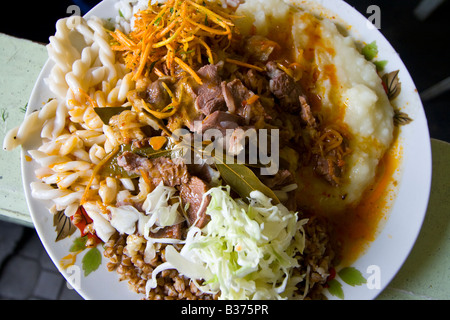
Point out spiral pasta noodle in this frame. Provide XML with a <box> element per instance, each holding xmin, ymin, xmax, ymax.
<box><xmin>3</xmin><ymin>14</ymin><xmax>138</xmax><ymax>225</ymax></box>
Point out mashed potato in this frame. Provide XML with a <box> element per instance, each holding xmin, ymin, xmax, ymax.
<box><xmin>235</xmin><ymin>0</ymin><xmax>291</xmax><ymax>35</ymax></box>
<box><xmin>237</xmin><ymin>0</ymin><xmax>394</xmax><ymax>214</ymax></box>
<box><xmin>292</xmin><ymin>11</ymin><xmax>394</xmax><ymax>213</ymax></box>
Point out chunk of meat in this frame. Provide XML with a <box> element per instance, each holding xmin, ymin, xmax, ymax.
<box><xmin>116</xmin><ymin>151</ymin><xmax>149</xmax><ymax>172</ymax></box>
<box><xmin>180</xmin><ymin>176</ymin><xmax>211</xmax><ymax>228</ymax></box>
<box><xmin>187</xmin><ymin>163</ymin><xmax>219</xmax><ymax>184</ymax></box>
<box><xmin>117</xmin><ymin>151</ymin><xmax>212</xmax><ymax>230</ymax></box>
<box><xmin>311</xmin><ymin>126</ymin><xmax>350</xmax><ymax>186</ymax></box>
<box><xmin>266</xmin><ymin>61</ymin><xmax>305</xmax><ymax>113</ymax></box>
<box><xmin>299</xmin><ymin>95</ymin><xmax>317</xmax><ymax>129</ymax></box>
<box><xmin>260</xmin><ymin>169</ymin><xmax>295</xmax><ymax>190</ymax></box>
<box><xmin>126</xmin><ymin>79</ymin><xmax>171</xmax><ymax>111</ymax></box>
<box><xmin>143</xmin><ymin>156</ymin><xmax>189</xmax><ymax>187</ymax></box>
<box><xmin>167</xmin><ymin>78</ymin><xmax>201</xmax><ymax>132</ymax></box>
<box><xmin>195</xmin><ymin>64</ymin><xmax>227</xmax><ymax>116</ymax></box>
<box><xmin>227</xmin><ymin>126</ymin><xmax>260</xmax><ymax>156</ymax></box>
<box><xmin>150</xmin><ymin>223</ymin><xmax>183</xmax><ymax>239</ymax></box>
<box><xmin>195</xmin><ymin>86</ymin><xmax>227</xmax><ymax>116</ymax></box>
<box><xmin>195</xmin><ymin>110</ymin><xmax>244</xmax><ymax>134</ymax></box>
<box><xmin>197</xmin><ymin>64</ymin><xmax>222</xmax><ymax>84</ymax></box>
<box><xmin>221</xmin><ymin>79</ymin><xmax>268</xmax><ymax>126</ymax></box>
<box><xmin>194</xmin><ymin>110</ymin><xmax>254</xmax><ymax>157</ymax></box>
<box><xmin>117</xmin><ymin>151</ymin><xmax>189</xmax><ymax>187</ymax></box>
<box><xmin>260</xmin><ymin>169</ymin><xmax>298</xmax><ymax>211</ymax></box>
<box><xmin>241</xmin><ymin>69</ymin><xmax>270</xmax><ymax>95</ymax></box>
<box><xmin>221</xmin><ymin>79</ymin><xmax>248</xmax><ymax>114</ymax></box>
<box><xmin>245</xmin><ymin>35</ymin><xmax>280</xmax><ymax>62</ymax></box>
<box><xmin>146</xmin><ymin>80</ymin><xmax>171</xmax><ymax>110</ymax></box>
<box><xmin>313</xmin><ymin>151</ymin><xmax>344</xmax><ymax>187</ymax></box>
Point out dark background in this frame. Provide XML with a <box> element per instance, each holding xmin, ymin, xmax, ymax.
<box><xmin>0</xmin><ymin>0</ymin><xmax>449</xmax><ymax>142</ymax></box>
<box><xmin>0</xmin><ymin>0</ymin><xmax>448</xmax><ymax>300</ymax></box>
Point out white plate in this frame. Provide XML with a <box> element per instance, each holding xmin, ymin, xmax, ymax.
<box><xmin>21</xmin><ymin>0</ymin><xmax>432</xmax><ymax>300</ymax></box>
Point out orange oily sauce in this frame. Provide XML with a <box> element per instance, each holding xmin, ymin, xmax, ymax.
<box><xmin>333</xmin><ymin>136</ymin><xmax>402</xmax><ymax>265</ymax></box>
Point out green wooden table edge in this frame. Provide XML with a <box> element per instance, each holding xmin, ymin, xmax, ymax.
<box><xmin>0</xmin><ymin>33</ymin><xmax>48</xmax><ymax>228</ymax></box>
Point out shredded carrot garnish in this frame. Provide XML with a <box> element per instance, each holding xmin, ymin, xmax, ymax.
<box><xmin>179</xmin><ymin>34</ymin><xmax>196</xmax><ymax>43</ymax></box>
<box><xmin>160</xmin><ymin>81</ymin><xmax>176</xmax><ymax>101</ymax></box>
<box><xmin>134</xmin><ymin>41</ymin><xmax>152</xmax><ymax>81</ymax></box>
<box><xmin>197</xmin><ymin>37</ymin><xmax>214</xmax><ymax>64</ymax></box>
<box><xmin>225</xmin><ymin>58</ymin><xmax>265</xmax><ymax>72</ymax></box>
<box><xmin>277</xmin><ymin>62</ymin><xmax>294</xmax><ymax>79</ymax></box>
<box><xmin>246</xmin><ymin>94</ymin><xmax>260</xmax><ymax>105</ymax></box>
<box><xmin>78</xmin><ymin>88</ymin><xmax>98</xmax><ymax>108</ymax></box>
<box><xmin>139</xmin><ymin>169</ymin><xmax>153</xmax><ymax>188</ymax></box>
<box><xmin>186</xmin><ymin>0</ymin><xmax>234</xmax><ymax>27</ymax></box>
<box><xmin>174</xmin><ymin>57</ymin><xmax>203</xmax><ymax>84</ymax></box>
<box><xmin>109</xmin><ymin>29</ymin><xmax>136</xmax><ymax>49</ymax></box>
<box><xmin>157</xmin><ymin>17</ymin><xmax>181</xmax><ymax>39</ymax></box>
<box><xmin>110</xmin><ymin>0</ymin><xmax>236</xmax><ymax>83</ymax></box>
<box><xmin>186</xmin><ymin>17</ymin><xmax>230</xmax><ymax>36</ymax></box>
<box><xmin>153</xmin><ymin>67</ymin><xmax>165</xmax><ymax>78</ymax></box>
<box><xmin>149</xmin><ymin>6</ymin><xmax>169</xmax><ymax>29</ymax></box>
<box><xmin>141</xmin><ymin>99</ymin><xmax>180</xmax><ymax>119</ymax></box>
<box><xmin>153</xmin><ymin>20</ymin><xmax>187</xmax><ymax>49</ymax></box>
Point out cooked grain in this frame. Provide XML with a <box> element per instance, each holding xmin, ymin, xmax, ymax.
<box><xmin>103</xmin><ymin>215</ymin><xmax>337</xmax><ymax>300</ymax></box>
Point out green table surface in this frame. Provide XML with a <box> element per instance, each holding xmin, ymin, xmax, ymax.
<box><xmin>0</xmin><ymin>32</ymin><xmax>449</xmax><ymax>300</ymax></box>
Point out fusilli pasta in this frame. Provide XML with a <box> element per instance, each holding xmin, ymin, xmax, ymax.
<box><xmin>3</xmin><ymin>15</ymin><xmax>140</xmax><ymax>234</ymax></box>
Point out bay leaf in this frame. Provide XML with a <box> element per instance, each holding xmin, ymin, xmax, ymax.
<box><xmin>98</xmin><ymin>143</ymin><xmax>185</xmax><ymax>178</ymax></box>
<box><xmin>93</xmin><ymin>106</ymin><xmax>132</xmax><ymax>124</ymax></box>
<box><xmin>53</xmin><ymin>210</ymin><xmax>77</xmax><ymax>242</ymax></box>
<box><xmin>215</xmin><ymin>162</ymin><xmax>280</xmax><ymax>205</ymax></box>
<box><xmin>133</xmin><ymin>144</ymin><xmax>184</xmax><ymax>160</ymax></box>
<box><xmin>98</xmin><ymin>144</ymin><xmax>138</xmax><ymax>178</ymax></box>
<box><xmin>180</xmin><ymin>136</ymin><xmax>279</xmax><ymax>204</ymax></box>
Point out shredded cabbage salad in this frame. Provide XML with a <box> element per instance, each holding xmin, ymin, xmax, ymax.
<box><xmin>147</xmin><ymin>186</ymin><xmax>309</xmax><ymax>300</ymax></box>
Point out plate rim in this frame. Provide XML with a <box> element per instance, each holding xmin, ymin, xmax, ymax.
<box><xmin>20</xmin><ymin>0</ymin><xmax>432</xmax><ymax>300</ymax></box>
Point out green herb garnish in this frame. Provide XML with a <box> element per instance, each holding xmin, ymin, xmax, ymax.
<box><xmin>362</xmin><ymin>41</ymin><xmax>378</xmax><ymax>61</ymax></box>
